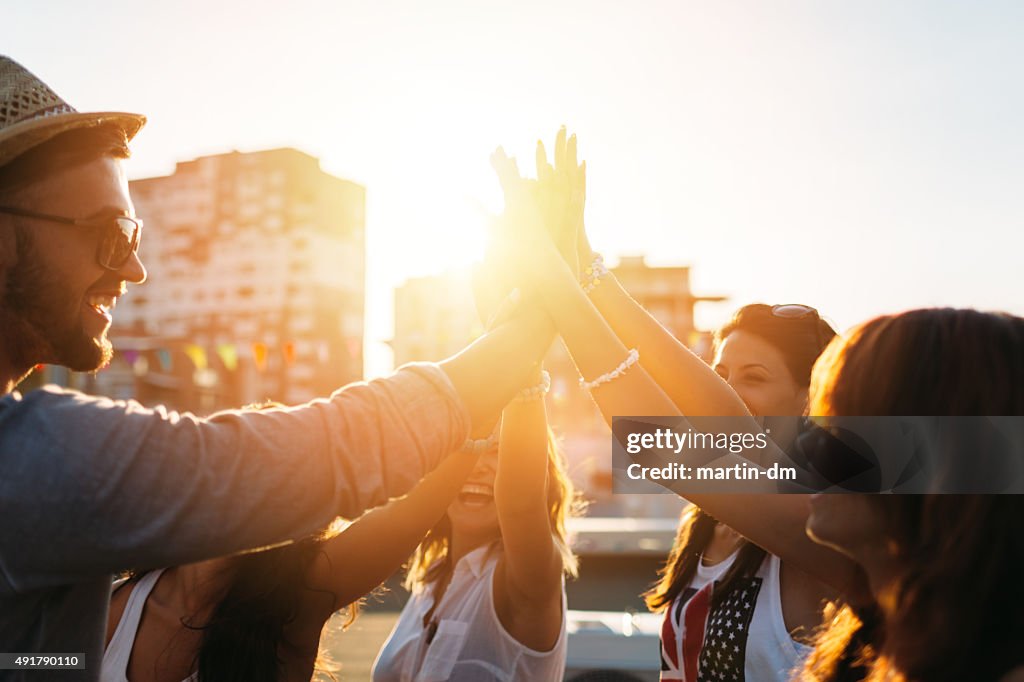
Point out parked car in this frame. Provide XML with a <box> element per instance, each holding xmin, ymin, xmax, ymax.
<box><xmin>563</xmin><ymin>515</ymin><xmax>679</xmax><ymax>681</ymax></box>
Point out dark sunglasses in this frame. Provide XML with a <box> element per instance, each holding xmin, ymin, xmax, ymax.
<box><xmin>0</xmin><ymin>205</ymin><xmax>142</xmax><ymax>271</ymax></box>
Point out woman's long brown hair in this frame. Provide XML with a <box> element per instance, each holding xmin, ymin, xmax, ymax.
<box><xmin>645</xmin><ymin>303</ymin><xmax>836</xmax><ymax>613</ymax></box>
<box><xmin>189</xmin><ymin>535</ymin><xmax>345</xmax><ymax>682</ymax></box>
<box><xmin>643</xmin><ymin>506</ymin><xmax>767</xmax><ymax>612</ymax></box>
<box><xmin>119</xmin><ymin>528</ymin><xmax>347</xmax><ymax>682</ymax></box>
<box><xmin>802</xmin><ymin>308</ymin><xmax>1024</xmax><ymax>682</ymax></box>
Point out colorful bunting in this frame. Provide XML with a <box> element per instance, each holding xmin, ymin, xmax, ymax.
<box><xmin>183</xmin><ymin>344</ymin><xmax>208</xmax><ymax>371</ymax></box>
<box><xmin>156</xmin><ymin>349</ymin><xmax>172</xmax><ymax>372</ymax></box>
<box><xmin>252</xmin><ymin>342</ymin><xmax>268</xmax><ymax>372</ymax></box>
<box><xmin>216</xmin><ymin>344</ymin><xmax>239</xmax><ymax>372</ymax></box>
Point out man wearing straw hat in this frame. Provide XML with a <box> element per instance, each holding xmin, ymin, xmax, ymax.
<box><xmin>0</xmin><ymin>57</ymin><xmax>552</xmax><ymax>680</ymax></box>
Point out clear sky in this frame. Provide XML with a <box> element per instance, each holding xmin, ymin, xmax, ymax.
<box><xmin>5</xmin><ymin>0</ymin><xmax>1022</xmax><ymax>377</ymax></box>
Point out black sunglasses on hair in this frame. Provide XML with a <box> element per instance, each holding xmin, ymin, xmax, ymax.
<box><xmin>0</xmin><ymin>205</ymin><xmax>142</xmax><ymax>271</ymax></box>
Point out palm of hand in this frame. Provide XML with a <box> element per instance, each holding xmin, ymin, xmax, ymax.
<box><xmin>487</xmin><ymin>128</ymin><xmax>587</xmax><ymax>291</ymax></box>
<box><xmin>533</xmin><ymin>127</ymin><xmax>586</xmax><ymax>278</ymax></box>
<box><xmin>487</xmin><ymin>150</ymin><xmax>568</xmax><ymax>297</ymax></box>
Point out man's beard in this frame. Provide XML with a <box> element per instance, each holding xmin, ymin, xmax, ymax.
<box><xmin>0</xmin><ymin>225</ymin><xmax>112</xmax><ymax>373</ymax></box>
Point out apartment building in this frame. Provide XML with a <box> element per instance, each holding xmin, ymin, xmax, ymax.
<box><xmin>102</xmin><ymin>148</ymin><xmax>365</xmax><ymax>411</ymax></box>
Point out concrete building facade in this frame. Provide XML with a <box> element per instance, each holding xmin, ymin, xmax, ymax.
<box><xmin>98</xmin><ymin>148</ymin><xmax>366</xmax><ymax>412</ymax></box>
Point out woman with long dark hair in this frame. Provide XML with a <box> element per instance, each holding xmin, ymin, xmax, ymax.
<box><xmin>644</xmin><ymin>304</ymin><xmax>838</xmax><ymax>681</ymax></box>
<box><xmin>802</xmin><ymin>308</ymin><xmax>1024</xmax><ymax>682</ymax></box>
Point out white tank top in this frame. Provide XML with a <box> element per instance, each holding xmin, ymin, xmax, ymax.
<box><xmin>660</xmin><ymin>553</ymin><xmax>811</xmax><ymax>682</ymax></box>
<box><xmin>101</xmin><ymin>569</ymin><xmax>198</xmax><ymax>682</ymax></box>
<box><xmin>372</xmin><ymin>543</ymin><xmax>567</xmax><ymax>681</ymax></box>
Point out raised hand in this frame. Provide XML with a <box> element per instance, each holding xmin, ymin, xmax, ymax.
<box><xmin>472</xmin><ymin>234</ymin><xmax>522</xmax><ymax>332</ymax></box>
<box><xmin>534</xmin><ymin>127</ymin><xmax>588</xmax><ymax>276</ymax></box>
<box><xmin>488</xmin><ymin>146</ymin><xmax>569</xmax><ymax>297</ymax></box>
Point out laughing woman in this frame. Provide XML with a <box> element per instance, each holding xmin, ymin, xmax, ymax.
<box><xmin>371</xmin><ymin>368</ymin><xmax>581</xmax><ymax>682</ymax></box>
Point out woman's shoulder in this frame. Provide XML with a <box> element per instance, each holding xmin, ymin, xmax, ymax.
<box><xmin>106</xmin><ymin>572</ymin><xmax>148</xmax><ymax>649</ymax></box>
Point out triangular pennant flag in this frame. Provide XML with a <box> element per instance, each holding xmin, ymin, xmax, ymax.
<box><xmin>252</xmin><ymin>342</ymin><xmax>268</xmax><ymax>372</ymax></box>
<box><xmin>156</xmin><ymin>349</ymin><xmax>173</xmax><ymax>372</ymax></box>
<box><xmin>183</xmin><ymin>344</ymin><xmax>208</xmax><ymax>371</ymax></box>
<box><xmin>216</xmin><ymin>344</ymin><xmax>239</xmax><ymax>372</ymax></box>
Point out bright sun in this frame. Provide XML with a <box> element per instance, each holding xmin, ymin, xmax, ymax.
<box><xmin>362</xmin><ymin>120</ymin><xmax>536</xmax><ymax>288</ymax></box>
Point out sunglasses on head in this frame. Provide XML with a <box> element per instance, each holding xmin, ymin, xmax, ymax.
<box><xmin>768</xmin><ymin>303</ymin><xmax>831</xmax><ymax>349</ymax></box>
<box><xmin>770</xmin><ymin>304</ymin><xmax>819</xmax><ymax>320</ymax></box>
<box><xmin>0</xmin><ymin>205</ymin><xmax>142</xmax><ymax>271</ymax></box>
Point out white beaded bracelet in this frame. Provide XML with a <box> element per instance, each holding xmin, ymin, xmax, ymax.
<box><xmin>580</xmin><ymin>348</ymin><xmax>640</xmax><ymax>391</ymax></box>
<box><xmin>461</xmin><ymin>432</ymin><xmax>498</xmax><ymax>456</ymax></box>
<box><xmin>514</xmin><ymin>370</ymin><xmax>551</xmax><ymax>403</ymax></box>
<box><xmin>581</xmin><ymin>253</ymin><xmax>610</xmax><ymax>294</ymax></box>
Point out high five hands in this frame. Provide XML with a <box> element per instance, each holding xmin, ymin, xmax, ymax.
<box><xmin>527</xmin><ymin>126</ymin><xmax>587</xmax><ymax>278</ymax></box>
<box><xmin>474</xmin><ymin>127</ymin><xmax>589</xmax><ymax>328</ymax></box>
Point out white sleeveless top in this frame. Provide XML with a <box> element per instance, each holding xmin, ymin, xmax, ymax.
<box><xmin>659</xmin><ymin>553</ymin><xmax>811</xmax><ymax>682</ymax></box>
<box><xmin>372</xmin><ymin>543</ymin><xmax>567</xmax><ymax>682</ymax></box>
<box><xmin>101</xmin><ymin>569</ymin><xmax>198</xmax><ymax>682</ymax></box>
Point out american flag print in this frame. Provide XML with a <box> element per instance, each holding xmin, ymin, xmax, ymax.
<box><xmin>660</xmin><ymin>577</ymin><xmax>764</xmax><ymax>682</ymax></box>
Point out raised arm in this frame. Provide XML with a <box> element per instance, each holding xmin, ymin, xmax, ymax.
<box><xmin>585</xmin><ymin>274</ymin><xmax>749</xmax><ymax>417</ymax></box>
<box><xmin>441</xmin><ymin>306</ymin><xmax>554</xmax><ymax>429</ymax></box>
<box><xmin>295</xmin><ymin>440</ymin><xmax>482</xmax><ymax>625</ymax></box>
<box><xmin>494</xmin><ymin>371</ymin><xmax>561</xmax><ymax>604</ymax></box>
<box><xmin>489</xmin><ymin>149</ymin><xmax>680</xmax><ymax>423</ymax></box>
<box><xmin>0</xmin><ymin>307</ymin><xmax>553</xmax><ymax>592</ymax></box>
<box><xmin>489</xmin><ymin>130</ymin><xmax>865</xmax><ymax>599</ymax></box>
<box><xmin>492</xmin><ymin>368</ymin><xmax>565</xmax><ymax>651</ymax></box>
<box><xmin>536</xmin><ymin>128</ymin><xmax>747</xmax><ymax>418</ymax></box>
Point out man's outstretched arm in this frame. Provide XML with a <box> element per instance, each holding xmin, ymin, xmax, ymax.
<box><xmin>0</xmin><ymin>310</ymin><xmax>554</xmax><ymax>592</ymax></box>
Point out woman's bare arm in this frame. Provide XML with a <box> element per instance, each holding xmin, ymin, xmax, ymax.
<box><xmin>533</xmin><ymin>127</ymin><xmax>748</xmax><ymax>419</ymax></box>
<box><xmin>494</xmin><ymin>372</ymin><xmax>562</xmax><ymax>605</ymax></box>
<box><xmin>294</xmin><ymin>445</ymin><xmax>480</xmax><ymax>627</ymax></box>
<box><xmin>493</xmin><ymin>135</ymin><xmax>864</xmax><ymax>598</ymax></box>
<box><xmin>586</xmin><ymin>273</ymin><xmax>749</xmax><ymax>417</ymax></box>
<box><xmin>493</xmin><ymin>370</ymin><xmax>565</xmax><ymax>651</ymax></box>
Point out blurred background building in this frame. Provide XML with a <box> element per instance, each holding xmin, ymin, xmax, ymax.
<box><xmin>37</xmin><ymin>148</ymin><xmax>366</xmax><ymax>412</ymax></box>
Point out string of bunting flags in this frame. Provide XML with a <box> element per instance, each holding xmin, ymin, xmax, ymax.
<box><xmin>113</xmin><ymin>339</ymin><xmax>361</xmax><ymax>374</ymax></box>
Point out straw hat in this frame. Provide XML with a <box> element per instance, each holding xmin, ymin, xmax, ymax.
<box><xmin>0</xmin><ymin>56</ymin><xmax>145</xmax><ymax>168</ymax></box>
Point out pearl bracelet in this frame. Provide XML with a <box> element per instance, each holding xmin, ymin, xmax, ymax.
<box><xmin>581</xmin><ymin>252</ymin><xmax>610</xmax><ymax>294</ymax></box>
<box><xmin>514</xmin><ymin>370</ymin><xmax>551</xmax><ymax>403</ymax></box>
<box><xmin>580</xmin><ymin>348</ymin><xmax>640</xmax><ymax>392</ymax></box>
<box><xmin>461</xmin><ymin>431</ymin><xmax>498</xmax><ymax>456</ymax></box>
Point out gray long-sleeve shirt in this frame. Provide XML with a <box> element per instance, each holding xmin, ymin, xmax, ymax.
<box><xmin>0</xmin><ymin>363</ymin><xmax>470</xmax><ymax>681</ymax></box>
